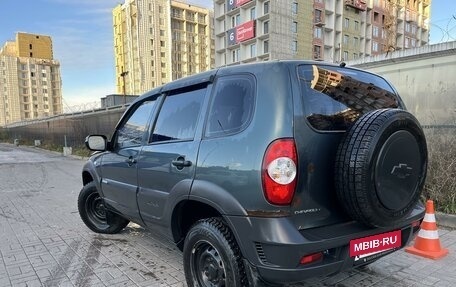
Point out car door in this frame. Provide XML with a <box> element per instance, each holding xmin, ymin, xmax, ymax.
<box><xmin>99</xmin><ymin>98</ymin><xmax>158</xmax><ymax>221</ymax></box>
<box><xmin>137</xmin><ymin>84</ymin><xmax>209</xmax><ymax>232</ymax></box>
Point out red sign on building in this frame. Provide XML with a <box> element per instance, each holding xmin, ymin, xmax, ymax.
<box><xmin>236</xmin><ymin>20</ymin><xmax>255</xmax><ymax>42</ymax></box>
<box><xmin>236</xmin><ymin>0</ymin><xmax>252</xmax><ymax>6</ymax></box>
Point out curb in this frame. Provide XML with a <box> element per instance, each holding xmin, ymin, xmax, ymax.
<box><xmin>436</xmin><ymin>212</ymin><xmax>456</xmax><ymax>229</ymax></box>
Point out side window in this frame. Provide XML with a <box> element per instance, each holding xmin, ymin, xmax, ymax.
<box><xmin>151</xmin><ymin>86</ymin><xmax>206</xmax><ymax>143</ymax></box>
<box><xmin>206</xmin><ymin>75</ymin><xmax>255</xmax><ymax>138</ymax></box>
<box><xmin>116</xmin><ymin>100</ymin><xmax>156</xmax><ymax>148</ymax></box>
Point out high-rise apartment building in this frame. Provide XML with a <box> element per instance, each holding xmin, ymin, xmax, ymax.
<box><xmin>113</xmin><ymin>0</ymin><xmax>214</xmax><ymax>95</ymax></box>
<box><xmin>214</xmin><ymin>0</ymin><xmax>430</xmax><ymax>66</ymax></box>
<box><xmin>0</xmin><ymin>32</ymin><xmax>63</xmax><ymax>126</ymax></box>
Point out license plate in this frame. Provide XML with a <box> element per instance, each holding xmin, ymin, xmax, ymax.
<box><xmin>350</xmin><ymin>230</ymin><xmax>401</xmax><ymax>259</ymax></box>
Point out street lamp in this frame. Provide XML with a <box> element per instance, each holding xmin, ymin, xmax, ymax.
<box><xmin>120</xmin><ymin>71</ymin><xmax>129</xmax><ymax>106</ymax></box>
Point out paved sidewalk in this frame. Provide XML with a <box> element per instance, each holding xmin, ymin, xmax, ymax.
<box><xmin>0</xmin><ymin>143</ymin><xmax>455</xmax><ymax>287</ymax></box>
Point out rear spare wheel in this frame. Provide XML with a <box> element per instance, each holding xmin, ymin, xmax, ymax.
<box><xmin>335</xmin><ymin>109</ymin><xmax>427</xmax><ymax>228</ymax></box>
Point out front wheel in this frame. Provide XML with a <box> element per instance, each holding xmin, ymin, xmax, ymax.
<box><xmin>183</xmin><ymin>218</ymin><xmax>248</xmax><ymax>287</ymax></box>
<box><xmin>78</xmin><ymin>182</ymin><xmax>129</xmax><ymax>234</ymax></box>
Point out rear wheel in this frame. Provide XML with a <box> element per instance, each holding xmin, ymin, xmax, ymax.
<box><xmin>183</xmin><ymin>218</ymin><xmax>248</xmax><ymax>287</ymax></box>
<box><xmin>78</xmin><ymin>182</ymin><xmax>129</xmax><ymax>234</ymax></box>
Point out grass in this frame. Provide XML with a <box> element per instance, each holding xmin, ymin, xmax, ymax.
<box><xmin>422</xmin><ymin>128</ymin><xmax>456</xmax><ymax>214</ymax></box>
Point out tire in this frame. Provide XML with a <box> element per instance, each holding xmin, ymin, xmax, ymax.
<box><xmin>335</xmin><ymin>109</ymin><xmax>427</xmax><ymax>228</ymax></box>
<box><xmin>78</xmin><ymin>182</ymin><xmax>129</xmax><ymax>234</ymax></box>
<box><xmin>183</xmin><ymin>217</ymin><xmax>248</xmax><ymax>287</ymax></box>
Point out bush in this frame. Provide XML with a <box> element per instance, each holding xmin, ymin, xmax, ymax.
<box><xmin>422</xmin><ymin>128</ymin><xmax>456</xmax><ymax>214</ymax></box>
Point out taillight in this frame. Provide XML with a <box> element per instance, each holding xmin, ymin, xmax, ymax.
<box><xmin>262</xmin><ymin>138</ymin><xmax>297</xmax><ymax>205</ymax></box>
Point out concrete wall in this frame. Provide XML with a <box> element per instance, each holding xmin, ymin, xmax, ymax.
<box><xmin>347</xmin><ymin>41</ymin><xmax>456</xmax><ymax>125</ymax></box>
<box><xmin>3</xmin><ymin>107</ymin><xmax>126</xmax><ymax>147</ymax></box>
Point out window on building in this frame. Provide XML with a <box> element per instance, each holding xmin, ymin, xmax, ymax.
<box><xmin>264</xmin><ymin>40</ymin><xmax>269</xmax><ymax>53</ymax></box>
<box><xmin>343</xmin><ymin>34</ymin><xmax>349</xmax><ymax>45</ymax></box>
<box><xmin>232</xmin><ymin>48</ymin><xmax>240</xmax><ymax>62</ymax></box>
<box><xmin>160</xmin><ymin>30</ymin><xmax>165</xmax><ymax>36</ymax></box>
<box><xmin>264</xmin><ymin>1</ymin><xmax>269</xmax><ymax>14</ymax></box>
<box><xmin>405</xmin><ymin>37</ymin><xmax>410</xmax><ymax>48</ymax></box>
<box><xmin>355</xmin><ymin>21</ymin><xmax>360</xmax><ymax>31</ymax></box>
<box><xmin>292</xmin><ymin>41</ymin><xmax>298</xmax><ymax>52</ymax></box>
<box><xmin>250</xmin><ymin>43</ymin><xmax>256</xmax><ymax>57</ymax></box>
<box><xmin>411</xmin><ymin>38</ymin><xmax>416</xmax><ymax>47</ymax></box>
<box><xmin>354</xmin><ymin>37</ymin><xmax>359</xmax><ymax>48</ymax></box>
<box><xmin>292</xmin><ymin>21</ymin><xmax>298</xmax><ymax>33</ymax></box>
<box><xmin>21</xmin><ymin>64</ymin><xmax>26</xmax><ymax>70</ymax></box>
<box><xmin>344</xmin><ymin>18</ymin><xmax>350</xmax><ymax>28</ymax></box>
<box><xmin>411</xmin><ymin>25</ymin><xmax>417</xmax><ymax>35</ymax></box>
<box><xmin>354</xmin><ymin>53</ymin><xmax>358</xmax><ymax>60</ymax></box>
<box><xmin>314</xmin><ymin>27</ymin><xmax>322</xmax><ymax>38</ymax></box>
<box><xmin>374</xmin><ymin>12</ymin><xmax>379</xmax><ymax>22</ymax></box>
<box><xmin>343</xmin><ymin>51</ymin><xmax>349</xmax><ymax>60</ymax></box>
<box><xmin>373</xmin><ymin>41</ymin><xmax>379</xmax><ymax>52</ymax></box>
<box><xmin>313</xmin><ymin>45</ymin><xmax>321</xmax><ymax>59</ymax></box>
<box><xmin>250</xmin><ymin>7</ymin><xmax>256</xmax><ymax>20</ymax></box>
<box><xmin>405</xmin><ymin>22</ymin><xmax>411</xmax><ymax>33</ymax></box>
<box><xmin>264</xmin><ymin>21</ymin><xmax>269</xmax><ymax>34</ymax></box>
<box><xmin>382</xmin><ymin>28</ymin><xmax>387</xmax><ymax>39</ymax></box>
<box><xmin>292</xmin><ymin>2</ymin><xmax>298</xmax><ymax>14</ymax></box>
<box><xmin>161</xmin><ymin>41</ymin><xmax>165</xmax><ymax>47</ymax></box>
<box><xmin>314</xmin><ymin>9</ymin><xmax>322</xmax><ymax>23</ymax></box>
<box><xmin>373</xmin><ymin>26</ymin><xmax>379</xmax><ymax>37</ymax></box>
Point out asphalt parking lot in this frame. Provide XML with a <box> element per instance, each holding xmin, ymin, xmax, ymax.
<box><xmin>0</xmin><ymin>143</ymin><xmax>455</xmax><ymax>287</ymax></box>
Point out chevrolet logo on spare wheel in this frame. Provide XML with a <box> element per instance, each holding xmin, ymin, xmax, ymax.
<box><xmin>391</xmin><ymin>163</ymin><xmax>413</xmax><ymax>179</ymax></box>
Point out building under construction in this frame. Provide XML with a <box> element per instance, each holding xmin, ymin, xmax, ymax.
<box><xmin>214</xmin><ymin>0</ymin><xmax>431</xmax><ymax>66</ymax></box>
<box><xmin>113</xmin><ymin>0</ymin><xmax>214</xmax><ymax>95</ymax></box>
<box><xmin>0</xmin><ymin>32</ymin><xmax>63</xmax><ymax>126</ymax></box>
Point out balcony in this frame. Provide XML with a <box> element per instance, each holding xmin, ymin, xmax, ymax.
<box><xmin>345</xmin><ymin>0</ymin><xmax>367</xmax><ymax>11</ymax></box>
<box><xmin>314</xmin><ymin>17</ymin><xmax>325</xmax><ymax>27</ymax></box>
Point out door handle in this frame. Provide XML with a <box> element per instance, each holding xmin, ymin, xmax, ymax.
<box><xmin>172</xmin><ymin>156</ymin><xmax>192</xmax><ymax>170</ymax></box>
<box><xmin>125</xmin><ymin>156</ymin><xmax>137</xmax><ymax>166</ymax></box>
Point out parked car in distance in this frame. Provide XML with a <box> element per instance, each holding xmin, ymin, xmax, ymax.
<box><xmin>79</xmin><ymin>60</ymin><xmax>428</xmax><ymax>286</ymax></box>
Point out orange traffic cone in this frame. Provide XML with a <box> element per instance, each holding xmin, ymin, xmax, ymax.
<box><xmin>405</xmin><ymin>200</ymin><xmax>448</xmax><ymax>260</ymax></box>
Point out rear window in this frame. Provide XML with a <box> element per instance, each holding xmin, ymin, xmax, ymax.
<box><xmin>298</xmin><ymin>64</ymin><xmax>400</xmax><ymax>131</ymax></box>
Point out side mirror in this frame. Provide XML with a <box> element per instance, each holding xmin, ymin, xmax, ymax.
<box><xmin>85</xmin><ymin>135</ymin><xmax>107</xmax><ymax>151</ymax></box>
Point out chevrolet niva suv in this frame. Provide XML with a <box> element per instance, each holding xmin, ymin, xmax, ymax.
<box><xmin>79</xmin><ymin>61</ymin><xmax>427</xmax><ymax>286</ymax></box>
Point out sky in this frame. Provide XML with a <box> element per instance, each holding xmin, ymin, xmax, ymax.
<box><xmin>0</xmin><ymin>0</ymin><xmax>454</xmax><ymax>109</ymax></box>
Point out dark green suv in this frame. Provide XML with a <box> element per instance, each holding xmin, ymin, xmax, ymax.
<box><xmin>79</xmin><ymin>61</ymin><xmax>427</xmax><ymax>286</ymax></box>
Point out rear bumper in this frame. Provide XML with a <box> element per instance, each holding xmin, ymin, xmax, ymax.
<box><xmin>225</xmin><ymin>204</ymin><xmax>424</xmax><ymax>284</ymax></box>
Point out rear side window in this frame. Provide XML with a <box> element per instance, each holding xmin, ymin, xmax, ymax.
<box><xmin>298</xmin><ymin>64</ymin><xmax>400</xmax><ymax>131</ymax></box>
<box><xmin>151</xmin><ymin>86</ymin><xmax>206</xmax><ymax>142</ymax></box>
<box><xmin>205</xmin><ymin>75</ymin><xmax>255</xmax><ymax>138</ymax></box>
